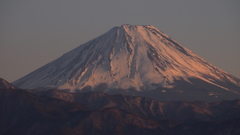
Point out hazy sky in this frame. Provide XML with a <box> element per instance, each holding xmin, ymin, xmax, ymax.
<box><xmin>1</xmin><ymin>0</ymin><xmax>240</xmax><ymax>82</ymax></box>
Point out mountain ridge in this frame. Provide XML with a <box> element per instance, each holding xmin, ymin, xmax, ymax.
<box><xmin>1</xmin><ymin>80</ymin><xmax>240</xmax><ymax>134</ymax></box>
<box><xmin>30</xmin><ymin>89</ymin><xmax>240</xmax><ymax>124</ymax></box>
<box><xmin>0</xmin><ymin>78</ymin><xmax>17</xmax><ymax>89</ymax></box>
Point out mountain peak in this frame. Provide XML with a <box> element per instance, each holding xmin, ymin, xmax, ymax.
<box><xmin>118</xmin><ymin>24</ymin><xmax>169</xmax><ymax>41</ymax></box>
<box><xmin>13</xmin><ymin>24</ymin><xmax>240</xmax><ymax>101</ymax></box>
<box><xmin>0</xmin><ymin>78</ymin><xmax>17</xmax><ymax>89</ymax></box>
<box><xmin>120</xmin><ymin>24</ymin><xmax>158</xmax><ymax>31</ymax></box>
<box><xmin>120</xmin><ymin>24</ymin><xmax>154</xmax><ymax>27</ymax></box>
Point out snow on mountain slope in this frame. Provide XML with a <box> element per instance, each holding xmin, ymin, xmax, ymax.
<box><xmin>13</xmin><ymin>24</ymin><xmax>240</xmax><ymax>98</ymax></box>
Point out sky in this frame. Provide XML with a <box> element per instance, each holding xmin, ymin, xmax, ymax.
<box><xmin>0</xmin><ymin>0</ymin><xmax>240</xmax><ymax>82</ymax></box>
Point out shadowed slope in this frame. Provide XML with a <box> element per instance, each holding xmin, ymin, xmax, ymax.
<box><xmin>0</xmin><ymin>78</ymin><xmax>17</xmax><ymax>89</ymax></box>
<box><xmin>33</xmin><ymin>89</ymin><xmax>240</xmax><ymax>124</ymax></box>
<box><xmin>0</xmin><ymin>88</ymin><xmax>165</xmax><ymax>135</ymax></box>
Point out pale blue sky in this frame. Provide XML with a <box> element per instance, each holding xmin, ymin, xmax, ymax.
<box><xmin>0</xmin><ymin>0</ymin><xmax>240</xmax><ymax>82</ymax></box>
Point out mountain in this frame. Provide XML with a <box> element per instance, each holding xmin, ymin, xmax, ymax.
<box><xmin>32</xmin><ymin>89</ymin><xmax>240</xmax><ymax>124</ymax></box>
<box><xmin>13</xmin><ymin>24</ymin><xmax>240</xmax><ymax>101</ymax></box>
<box><xmin>0</xmin><ymin>88</ymin><xmax>164</xmax><ymax>135</ymax></box>
<box><xmin>0</xmin><ymin>78</ymin><xmax>17</xmax><ymax>89</ymax></box>
<box><xmin>1</xmin><ymin>87</ymin><xmax>240</xmax><ymax>135</ymax></box>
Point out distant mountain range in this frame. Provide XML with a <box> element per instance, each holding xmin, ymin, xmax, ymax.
<box><xmin>13</xmin><ymin>24</ymin><xmax>240</xmax><ymax>101</ymax></box>
<box><xmin>1</xmin><ymin>78</ymin><xmax>240</xmax><ymax>135</ymax></box>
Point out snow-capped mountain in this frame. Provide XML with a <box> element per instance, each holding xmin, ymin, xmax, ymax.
<box><xmin>13</xmin><ymin>24</ymin><xmax>240</xmax><ymax>101</ymax></box>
